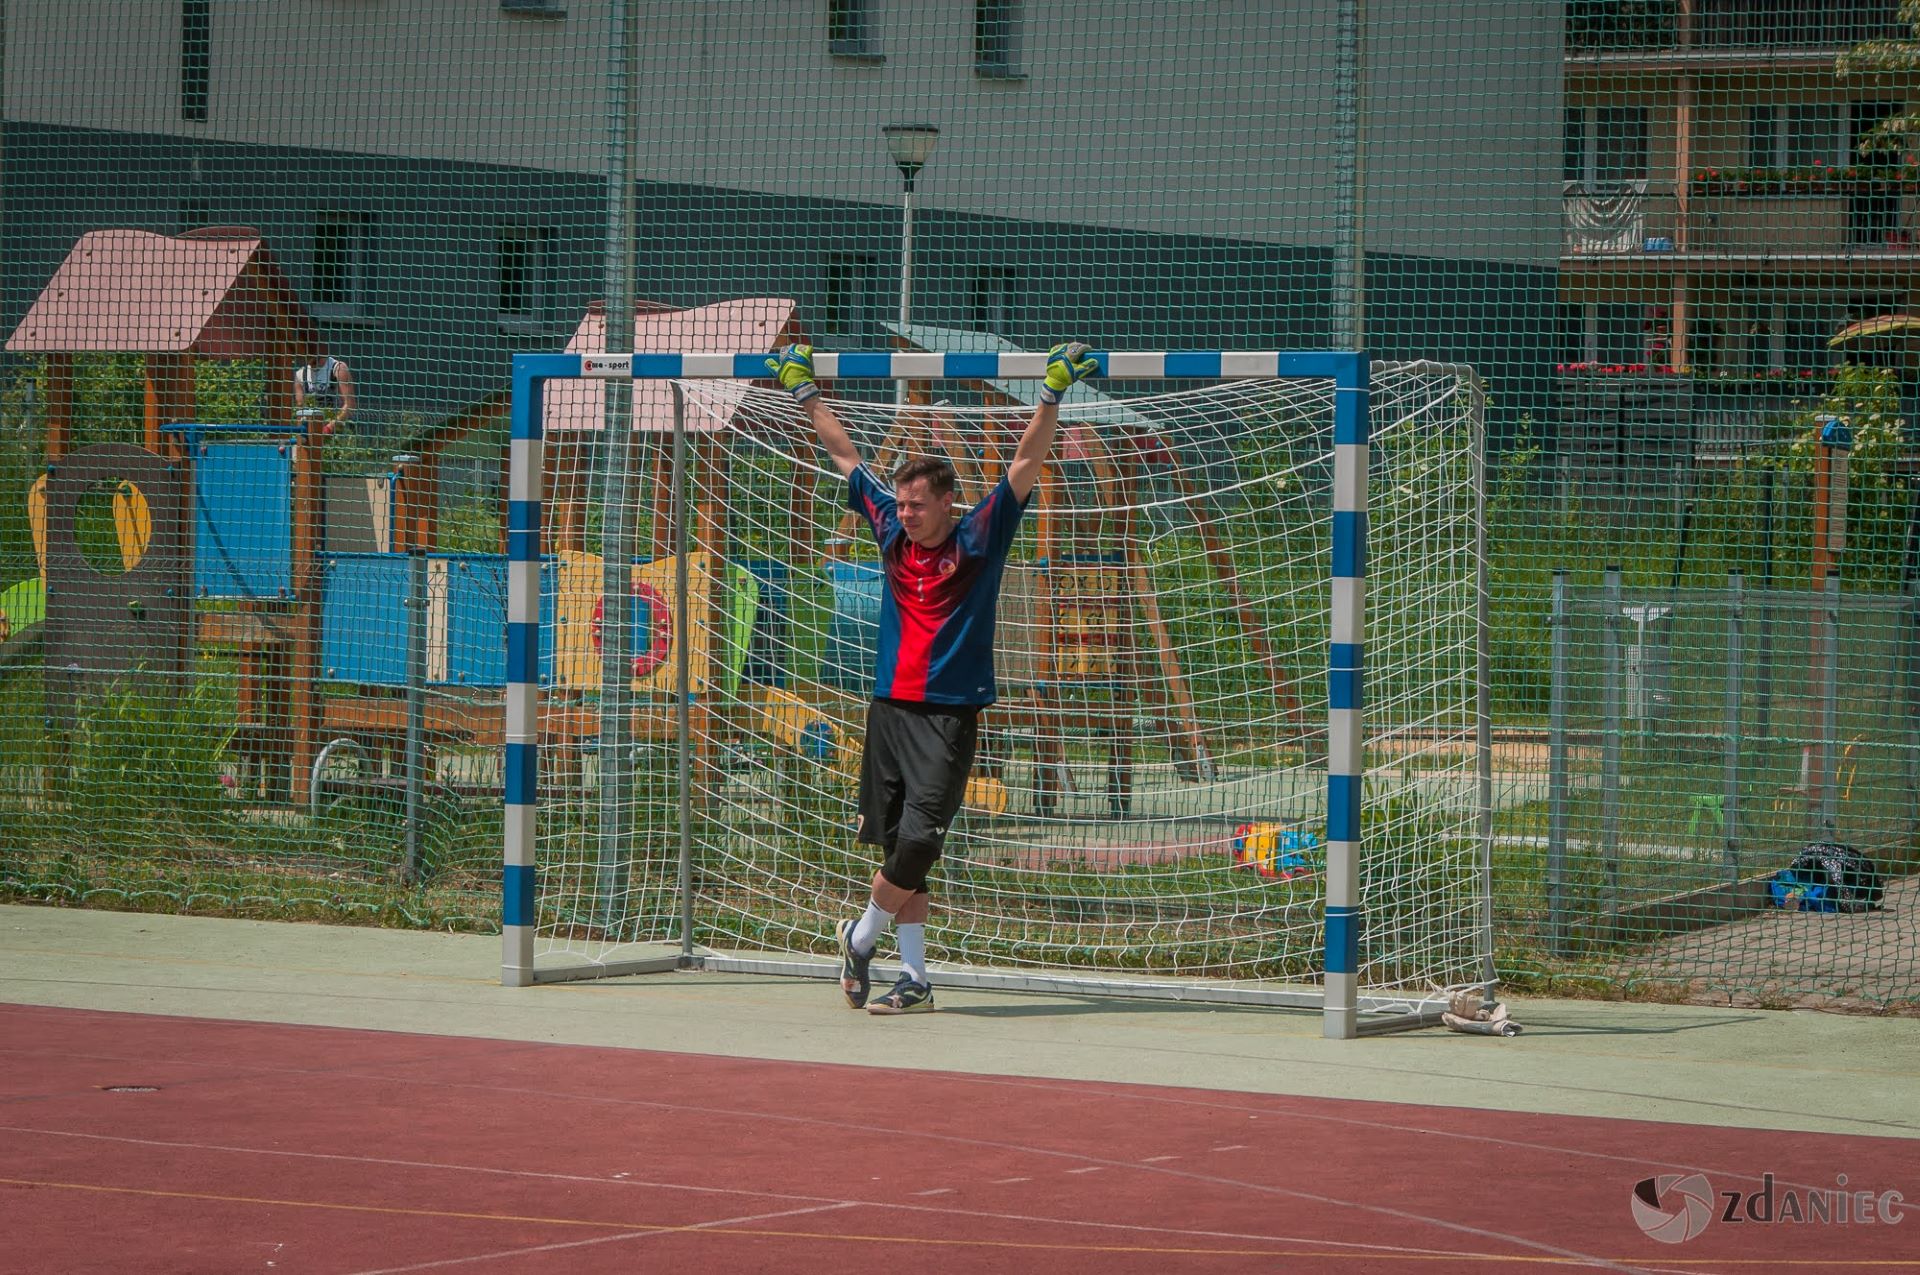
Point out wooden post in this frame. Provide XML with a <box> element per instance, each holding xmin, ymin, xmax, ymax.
<box><xmin>1163</xmin><ymin>454</ymin><xmax>1308</xmax><ymax>742</ymax></box>
<box><xmin>1085</xmin><ymin>432</ymin><xmax>1137</xmax><ymax>814</ymax></box>
<box><xmin>1029</xmin><ymin>457</ymin><xmax>1070</xmax><ymax>813</ymax></box>
<box><xmin>1124</xmin><ymin>530</ymin><xmax>1212</xmax><ymax>781</ymax></box>
<box><xmin>45</xmin><ymin>353</ymin><xmax>73</xmax><ymax>462</ymax></box>
<box><xmin>287</xmin><ymin>421</ymin><xmax>325</xmax><ymax>805</ymax></box>
<box><xmin>144</xmin><ymin>352</ymin><xmax>195</xmax><ymax>460</ymax></box>
<box><xmin>691</xmin><ymin>429</ymin><xmax>729</xmax><ymax>796</ymax></box>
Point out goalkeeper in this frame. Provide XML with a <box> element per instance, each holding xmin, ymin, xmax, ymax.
<box><xmin>768</xmin><ymin>340</ymin><xmax>1098</xmax><ymax>1014</ymax></box>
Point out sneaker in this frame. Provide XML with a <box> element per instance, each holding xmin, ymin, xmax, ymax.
<box><xmin>867</xmin><ymin>975</ymin><xmax>935</xmax><ymax>1015</ymax></box>
<box><xmin>836</xmin><ymin>918</ymin><xmax>873</xmax><ymax>1010</ymax></box>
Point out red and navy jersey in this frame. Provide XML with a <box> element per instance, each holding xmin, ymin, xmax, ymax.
<box><xmin>848</xmin><ymin>465</ymin><xmax>1030</xmax><ymax>706</ymax></box>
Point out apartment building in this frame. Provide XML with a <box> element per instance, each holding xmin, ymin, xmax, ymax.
<box><xmin>1559</xmin><ymin>0</ymin><xmax>1920</xmax><ymax>488</ymax></box>
<box><xmin>1</xmin><ymin>2</ymin><xmax>1560</xmax><ymax>428</ymax></box>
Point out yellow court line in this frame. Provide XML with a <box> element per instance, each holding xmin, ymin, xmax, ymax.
<box><xmin>3</xmin><ymin>1178</ymin><xmax>1917</xmax><ymax>1267</ymax></box>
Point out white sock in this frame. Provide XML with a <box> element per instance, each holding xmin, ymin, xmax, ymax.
<box><xmin>850</xmin><ymin>900</ymin><xmax>893</xmax><ymax>955</ymax></box>
<box><xmin>896</xmin><ymin>923</ymin><xmax>927</xmax><ymax>985</ymax></box>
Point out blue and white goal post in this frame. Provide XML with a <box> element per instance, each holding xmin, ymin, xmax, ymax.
<box><xmin>502</xmin><ymin>348</ymin><xmax>1493</xmax><ymax>1039</ymax></box>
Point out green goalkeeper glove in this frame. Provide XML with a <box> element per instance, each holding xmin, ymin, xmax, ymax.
<box><xmin>765</xmin><ymin>344</ymin><xmax>820</xmax><ymax>403</ymax></box>
<box><xmin>1039</xmin><ymin>342</ymin><xmax>1098</xmax><ymax>404</ymax></box>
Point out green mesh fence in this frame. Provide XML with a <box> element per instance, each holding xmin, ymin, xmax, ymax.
<box><xmin>0</xmin><ymin>2</ymin><xmax>1915</xmax><ymax>1010</ymax></box>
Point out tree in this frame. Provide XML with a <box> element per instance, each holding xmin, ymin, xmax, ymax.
<box><xmin>1837</xmin><ymin>0</ymin><xmax>1920</xmax><ymax>155</ymax></box>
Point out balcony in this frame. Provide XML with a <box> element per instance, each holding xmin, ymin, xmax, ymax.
<box><xmin>1567</xmin><ymin>0</ymin><xmax>1903</xmax><ymax>54</ymax></box>
<box><xmin>1563</xmin><ymin>180</ymin><xmax>1920</xmax><ymax>263</ymax></box>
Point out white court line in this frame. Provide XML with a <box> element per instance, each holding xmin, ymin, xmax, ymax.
<box><xmin>1066</xmin><ymin>1167</ymin><xmax>1103</xmax><ymax>1175</ymax></box>
<box><xmin>0</xmin><ymin>1127</ymin><xmax>1457</xmax><ymax>1262</ymax></box>
<box><xmin>1212</xmin><ymin>1144</ymin><xmax>1249</xmax><ymax>1152</ymax></box>
<box><xmin>345</xmin><ymin>1201</ymin><xmax>858</xmax><ymax>1275</ymax></box>
<box><xmin>1140</xmin><ymin>1156</ymin><xmax>1180</xmax><ymax>1163</ymax></box>
<box><xmin>1</xmin><ymin>1071</ymin><xmax>1661</xmax><ymax>1275</ymax></box>
<box><xmin>912</xmin><ymin>1188</ymin><xmax>954</xmax><ymax>1197</ymax></box>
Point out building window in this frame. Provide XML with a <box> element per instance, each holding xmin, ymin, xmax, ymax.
<box><xmin>1744</xmin><ymin>304</ymin><xmax>1784</xmax><ymax>374</ymax></box>
<box><xmin>497</xmin><ymin>226</ymin><xmax>554</xmax><ymax>326</ymax></box>
<box><xmin>969</xmin><ymin>267</ymin><xmax>1017</xmax><ymax>335</ymax></box>
<box><xmin>829</xmin><ymin>0</ymin><xmax>880</xmax><ymax>58</ymax></box>
<box><xmin>180</xmin><ymin>0</ymin><xmax>210</xmax><ymax>122</ymax></box>
<box><xmin>1747</xmin><ymin>103</ymin><xmax>1878</xmax><ymax>168</ymax></box>
<box><xmin>975</xmin><ymin>0</ymin><xmax>1023</xmax><ymax>78</ymax></box>
<box><xmin>1851</xmin><ymin>100</ymin><xmax>1903</xmax><ymax>163</ymax></box>
<box><xmin>821</xmin><ymin>253</ymin><xmax>879</xmax><ymax>338</ymax></box>
<box><xmin>500</xmin><ymin>0</ymin><xmax>567</xmax><ymax>15</ymax></box>
<box><xmin>1564</xmin><ymin>106</ymin><xmax>1647</xmax><ymax>188</ymax></box>
<box><xmin>313</xmin><ymin>212</ymin><xmax>372</xmax><ymax>316</ymax></box>
<box><xmin>1564</xmin><ymin>302</ymin><xmax>1656</xmax><ymax>366</ymax></box>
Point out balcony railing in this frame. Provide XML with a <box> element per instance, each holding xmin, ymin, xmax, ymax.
<box><xmin>1564</xmin><ymin>181</ymin><xmax>1920</xmax><ymax>257</ymax></box>
<box><xmin>1568</xmin><ymin>0</ymin><xmax>1903</xmax><ymax>53</ymax></box>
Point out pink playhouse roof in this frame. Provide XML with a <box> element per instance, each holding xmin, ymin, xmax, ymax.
<box><xmin>544</xmin><ymin>297</ymin><xmax>798</xmax><ymax>434</ymax></box>
<box><xmin>6</xmin><ymin>228</ymin><xmax>318</xmax><ymax>358</ymax></box>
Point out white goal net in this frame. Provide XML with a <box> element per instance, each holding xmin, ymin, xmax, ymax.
<box><xmin>513</xmin><ymin>356</ymin><xmax>1488</xmax><ymax>1030</ymax></box>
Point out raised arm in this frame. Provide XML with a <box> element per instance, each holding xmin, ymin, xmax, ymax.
<box><xmin>334</xmin><ymin>360</ymin><xmax>357</xmax><ymax>430</ymax></box>
<box><xmin>1007</xmin><ymin>343</ymin><xmax>1097</xmax><ymax>502</ymax></box>
<box><xmin>768</xmin><ymin>344</ymin><xmax>861</xmax><ymax>479</ymax></box>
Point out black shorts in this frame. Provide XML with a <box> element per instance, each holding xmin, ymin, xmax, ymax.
<box><xmin>856</xmin><ymin>696</ymin><xmax>979</xmax><ymax>868</ymax></box>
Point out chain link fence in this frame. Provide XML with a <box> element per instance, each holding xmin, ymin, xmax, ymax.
<box><xmin>1</xmin><ymin>2</ymin><xmax>1915</xmax><ymax>1009</ymax></box>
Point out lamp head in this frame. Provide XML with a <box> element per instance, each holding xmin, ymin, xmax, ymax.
<box><xmin>882</xmin><ymin>123</ymin><xmax>941</xmax><ymax>184</ymax></box>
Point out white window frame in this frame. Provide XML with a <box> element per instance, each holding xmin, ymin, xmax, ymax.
<box><xmin>969</xmin><ymin>266</ymin><xmax>1018</xmax><ymax>335</ymax></box>
<box><xmin>828</xmin><ymin>0</ymin><xmax>881</xmax><ymax>60</ymax></box>
<box><xmin>496</xmin><ymin>224</ymin><xmax>555</xmax><ymax>331</ymax></box>
<box><xmin>822</xmin><ymin>252</ymin><xmax>880</xmax><ymax>339</ymax></box>
<box><xmin>1564</xmin><ymin>105</ymin><xmax>1648</xmax><ymax>189</ymax></box>
<box><xmin>312</xmin><ymin>210</ymin><xmax>372</xmax><ymax>320</ymax></box>
<box><xmin>974</xmin><ymin>0</ymin><xmax>1025</xmax><ymax>79</ymax></box>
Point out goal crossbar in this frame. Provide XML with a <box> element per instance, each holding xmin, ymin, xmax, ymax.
<box><xmin>502</xmin><ymin>349</ymin><xmax>1485</xmax><ymax>1039</ymax></box>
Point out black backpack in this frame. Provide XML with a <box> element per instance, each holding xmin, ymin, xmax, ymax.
<box><xmin>1770</xmin><ymin>842</ymin><xmax>1885</xmax><ymax>914</ymax></box>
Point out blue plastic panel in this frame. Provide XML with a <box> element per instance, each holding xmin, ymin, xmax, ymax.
<box><xmin>442</xmin><ymin>554</ymin><xmax>506</xmax><ymax>687</ymax></box>
<box><xmin>194</xmin><ymin>443</ymin><xmax>293</xmax><ymax>599</ymax></box>
<box><xmin>322</xmin><ymin>553</ymin><xmax>409</xmax><ymax>685</ymax></box>
<box><xmin>441</xmin><ymin>555</ymin><xmax>555</xmax><ymax>688</ymax></box>
<box><xmin>824</xmin><ymin>559</ymin><xmax>882</xmax><ymax>694</ymax></box>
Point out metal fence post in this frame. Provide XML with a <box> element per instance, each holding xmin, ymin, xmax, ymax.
<box><xmin>674</xmin><ymin>384</ymin><xmax>696</xmax><ymax>962</ymax></box>
<box><xmin>1547</xmin><ymin>570</ymin><xmax>1570</xmax><ymax>955</ymax></box>
<box><xmin>1820</xmin><ymin>570</ymin><xmax>1841</xmax><ymax>842</ymax></box>
<box><xmin>1908</xmin><ymin>558</ymin><xmax>1920</xmax><ymax>826</ymax></box>
<box><xmin>1724</xmin><ymin>571</ymin><xmax>1743</xmax><ymax>884</ymax></box>
<box><xmin>401</xmin><ymin>546</ymin><xmax>428</xmax><ymax>884</ymax></box>
<box><xmin>1602</xmin><ymin>566</ymin><xmax>1624</xmax><ymax>924</ymax></box>
<box><xmin>595</xmin><ymin>0</ymin><xmax>641</xmax><ymax>934</ymax></box>
<box><xmin>1332</xmin><ymin>0</ymin><xmax>1366</xmax><ymax>349</ymax></box>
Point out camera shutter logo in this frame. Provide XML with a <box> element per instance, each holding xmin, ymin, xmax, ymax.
<box><xmin>1632</xmin><ymin>1174</ymin><xmax>1715</xmax><ymax>1244</ymax></box>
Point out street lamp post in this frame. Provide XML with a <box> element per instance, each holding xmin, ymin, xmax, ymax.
<box><xmin>883</xmin><ymin>124</ymin><xmax>940</xmax><ymax>406</ymax></box>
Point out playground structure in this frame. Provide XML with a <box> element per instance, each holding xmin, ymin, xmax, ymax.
<box><xmin>6</xmin><ymin>228</ymin><xmax>330</xmax><ymax>793</ymax></box>
<box><xmin>4</xmin><ymin>231</ymin><xmax>1318</xmax><ymax>864</ymax></box>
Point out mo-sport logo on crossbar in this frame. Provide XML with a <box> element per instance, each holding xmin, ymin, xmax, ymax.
<box><xmin>580</xmin><ymin>354</ymin><xmax>633</xmax><ymax>377</ymax></box>
<box><xmin>1631</xmin><ymin>1172</ymin><xmax>1908</xmax><ymax>1244</ymax></box>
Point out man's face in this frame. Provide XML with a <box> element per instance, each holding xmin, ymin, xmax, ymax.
<box><xmin>894</xmin><ymin>476</ymin><xmax>955</xmax><ymax>547</ymax></box>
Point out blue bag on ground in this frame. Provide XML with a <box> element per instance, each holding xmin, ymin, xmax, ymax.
<box><xmin>1768</xmin><ymin>842</ymin><xmax>1884</xmax><ymax>913</ymax></box>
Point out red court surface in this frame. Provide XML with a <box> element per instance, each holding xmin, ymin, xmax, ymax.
<box><xmin>3</xmin><ymin>1002</ymin><xmax>1915</xmax><ymax>1274</ymax></box>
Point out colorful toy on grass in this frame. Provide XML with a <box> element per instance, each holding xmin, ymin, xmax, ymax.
<box><xmin>1230</xmin><ymin>822</ymin><xmax>1320</xmax><ymax>879</ymax></box>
